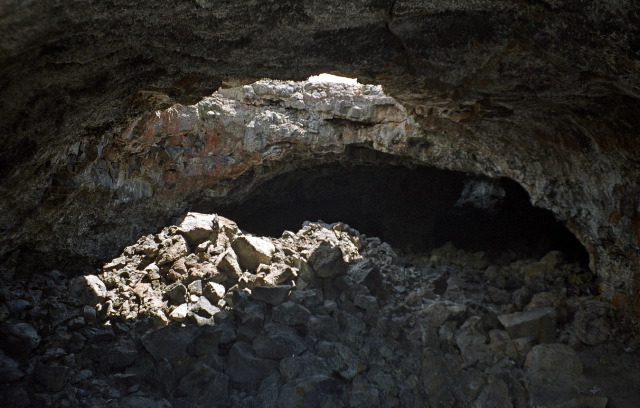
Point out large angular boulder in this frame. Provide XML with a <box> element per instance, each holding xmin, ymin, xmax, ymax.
<box><xmin>177</xmin><ymin>212</ymin><xmax>218</xmax><ymax>246</ymax></box>
<box><xmin>231</xmin><ymin>236</ymin><xmax>276</xmax><ymax>272</ymax></box>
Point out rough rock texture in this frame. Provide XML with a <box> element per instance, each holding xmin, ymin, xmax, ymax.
<box><xmin>1</xmin><ymin>212</ymin><xmax>638</xmax><ymax>407</ymax></box>
<box><xmin>0</xmin><ymin>2</ymin><xmax>639</xmax><ymax>313</ymax></box>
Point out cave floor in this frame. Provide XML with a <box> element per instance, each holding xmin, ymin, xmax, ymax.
<box><xmin>0</xmin><ymin>214</ymin><xmax>638</xmax><ymax>407</ymax></box>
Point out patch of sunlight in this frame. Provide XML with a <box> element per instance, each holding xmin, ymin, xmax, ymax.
<box><xmin>307</xmin><ymin>73</ymin><xmax>358</xmax><ymax>85</ymax></box>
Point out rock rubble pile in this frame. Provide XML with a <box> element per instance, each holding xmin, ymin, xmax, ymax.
<box><xmin>1</xmin><ymin>212</ymin><xmax>639</xmax><ymax>407</ymax></box>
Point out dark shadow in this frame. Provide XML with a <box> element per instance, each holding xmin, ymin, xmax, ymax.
<box><xmin>200</xmin><ymin>160</ymin><xmax>588</xmax><ymax>265</ymax></box>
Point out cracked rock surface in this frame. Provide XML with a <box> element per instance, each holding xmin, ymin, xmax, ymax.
<box><xmin>1</xmin><ymin>213</ymin><xmax>638</xmax><ymax>407</ymax></box>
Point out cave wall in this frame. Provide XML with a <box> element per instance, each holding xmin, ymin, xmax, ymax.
<box><xmin>0</xmin><ymin>1</ymin><xmax>639</xmax><ymax>314</ymax></box>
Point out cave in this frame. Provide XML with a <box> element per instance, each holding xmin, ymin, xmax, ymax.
<box><xmin>203</xmin><ymin>154</ymin><xmax>589</xmax><ymax>266</ymax></box>
<box><xmin>1</xmin><ymin>1</ymin><xmax>640</xmax><ymax>407</ymax></box>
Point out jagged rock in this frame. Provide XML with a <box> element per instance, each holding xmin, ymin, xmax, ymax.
<box><xmin>308</xmin><ymin>241</ymin><xmax>348</xmax><ymax>279</ymax></box>
<box><xmin>214</xmin><ymin>250</ymin><xmax>242</xmax><ymax>279</ymax></box>
<box><xmin>169</xmin><ymin>304</ymin><xmax>189</xmax><ymax>322</ymax></box>
<box><xmin>177</xmin><ymin>212</ymin><xmax>218</xmax><ymax>246</ymax></box>
<box><xmin>68</xmin><ymin>275</ymin><xmax>107</xmax><ymax>305</ymax></box>
<box><xmin>278</xmin><ymin>375</ymin><xmax>341</xmax><ymax>408</ymax></box>
<box><xmin>572</xmin><ymin>300</ymin><xmax>613</xmax><ymax>346</ymax></box>
<box><xmin>317</xmin><ymin>341</ymin><xmax>365</xmax><ymax>380</ymax></box>
<box><xmin>0</xmin><ymin>351</ymin><xmax>24</xmax><ymax>382</ymax></box>
<box><xmin>524</xmin><ymin>343</ymin><xmax>601</xmax><ymax>408</ymax></box>
<box><xmin>420</xmin><ymin>300</ymin><xmax>468</xmax><ymax>327</ymax></box>
<box><xmin>0</xmin><ymin>322</ymin><xmax>41</xmax><ymax>359</ymax></box>
<box><xmin>203</xmin><ymin>281</ymin><xmax>226</xmax><ymax>304</ymax></box>
<box><xmin>251</xmin><ymin>285</ymin><xmax>292</xmax><ymax>306</ymax></box>
<box><xmin>164</xmin><ymin>282</ymin><xmax>188</xmax><ymax>303</ymax></box>
<box><xmin>231</xmin><ymin>236</ymin><xmax>276</xmax><ymax>272</ymax></box>
<box><xmin>173</xmin><ymin>362</ymin><xmax>229</xmax><ymax>407</ymax></box>
<box><xmin>34</xmin><ymin>363</ymin><xmax>72</xmax><ymax>392</ymax></box>
<box><xmin>253</xmin><ymin>324</ymin><xmax>307</xmax><ymax>359</ymax></box>
<box><xmin>498</xmin><ymin>307</ymin><xmax>557</xmax><ymax>343</ymax></box>
<box><xmin>188</xmin><ymin>262</ymin><xmax>219</xmax><ymax>283</ymax></box>
<box><xmin>157</xmin><ymin>235</ymin><xmax>189</xmax><ymax>266</ymax></box>
<box><xmin>141</xmin><ymin>324</ymin><xmax>200</xmax><ymax>363</ymax></box>
<box><xmin>279</xmin><ymin>354</ymin><xmax>332</xmax><ymax>382</ymax></box>
<box><xmin>191</xmin><ymin>296</ymin><xmax>220</xmax><ymax>318</ymax></box>
<box><xmin>225</xmin><ymin>342</ymin><xmax>278</xmax><ymax>384</ymax></box>
<box><xmin>272</xmin><ymin>301</ymin><xmax>312</xmax><ymax>326</ymax></box>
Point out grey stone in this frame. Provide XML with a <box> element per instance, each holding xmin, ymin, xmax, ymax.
<box><xmin>253</xmin><ymin>324</ymin><xmax>307</xmax><ymax>359</ymax></box>
<box><xmin>498</xmin><ymin>307</ymin><xmax>556</xmax><ymax>343</ymax></box>
<box><xmin>472</xmin><ymin>378</ymin><xmax>512</xmax><ymax>408</ymax></box>
<box><xmin>141</xmin><ymin>324</ymin><xmax>200</xmax><ymax>363</ymax></box>
<box><xmin>572</xmin><ymin>301</ymin><xmax>612</xmax><ymax>346</ymax></box>
<box><xmin>0</xmin><ymin>322</ymin><xmax>41</xmax><ymax>359</ymax></box>
<box><xmin>238</xmin><ymin>300</ymin><xmax>266</xmax><ymax>331</ymax></box>
<box><xmin>165</xmin><ymin>282</ymin><xmax>188</xmax><ymax>303</ymax></box>
<box><xmin>251</xmin><ymin>285</ymin><xmax>291</xmax><ymax>305</ymax></box>
<box><xmin>157</xmin><ymin>235</ymin><xmax>189</xmax><ymax>266</ymax></box>
<box><xmin>289</xmin><ymin>289</ymin><xmax>324</xmax><ymax>309</ymax></box>
<box><xmin>34</xmin><ymin>364</ymin><xmax>72</xmax><ymax>392</ymax></box>
<box><xmin>353</xmin><ymin>293</ymin><xmax>378</xmax><ymax>311</ymax></box>
<box><xmin>169</xmin><ymin>303</ymin><xmax>189</xmax><ymax>322</ymax></box>
<box><xmin>68</xmin><ymin>275</ymin><xmax>107</xmax><ymax>305</ymax></box>
<box><xmin>525</xmin><ymin>343</ymin><xmax>583</xmax><ymax>380</ymax></box>
<box><xmin>420</xmin><ymin>300</ymin><xmax>467</xmax><ymax>327</ymax></box>
<box><xmin>0</xmin><ymin>352</ymin><xmax>24</xmax><ymax>382</ymax></box>
<box><xmin>191</xmin><ymin>296</ymin><xmax>220</xmax><ymax>317</ymax></box>
<box><xmin>279</xmin><ymin>354</ymin><xmax>332</xmax><ymax>382</ymax></box>
<box><xmin>216</xmin><ymin>250</ymin><xmax>243</xmax><ymax>278</ymax></box>
<box><xmin>231</xmin><ymin>235</ymin><xmax>276</xmax><ymax>271</ymax></box>
<box><xmin>317</xmin><ymin>341</ymin><xmax>365</xmax><ymax>380</ymax></box>
<box><xmin>278</xmin><ymin>375</ymin><xmax>341</xmax><ymax>408</ymax></box>
<box><xmin>308</xmin><ymin>241</ymin><xmax>348</xmax><ymax>278</ymax></box>
<box><xmin>203</xmin><ymin>281</ymin><xmax>226</xmax><ymax>303</ymax></box>
<box><xmin>273</xmin><ymin>301</ymin><xmax>312</xmax><ymax>326</ymax></box>
<box><xmin>308</xmin><ymin>315</ymin><xmax>340</xmax><ymax>341</ymax></box>
<box><xmin>225</xmin><ymin>342</ymin><xmax>278</xmax><ymax>384</ymax></box>
<box><xmin>174</xmin><ymin>362</ymin><xmax>229</xmax><ymax>407</ymax></box>
<box><xmin>524</xmin><ymin>343</ymin><xmax>594</xmax><ymax>407</ymax></box>
<box><xmin>187</xmin><ymin>279</ymin><xmax>203</xmax><ymax>295</ymax></box>
<box><xmin>177</xmin><ymin>212</ymin><xmax>218</xmax><ymax>245</ymax></box>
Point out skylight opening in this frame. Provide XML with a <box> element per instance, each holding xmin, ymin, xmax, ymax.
<box><xmin>307</xmin><ymin>73</ymin><xmax>358</xmax><ymax>85</ymax></box>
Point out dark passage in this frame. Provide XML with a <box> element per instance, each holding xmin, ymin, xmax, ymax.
<box><xmin>202</xmin><ymin>162</ymin><xmax>588</xmax><ymax>264</ymax></box>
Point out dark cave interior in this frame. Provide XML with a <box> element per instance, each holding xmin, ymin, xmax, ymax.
<box><xmin>199</xmin><ymin>161</ymin><xmax>589</xmax><ymax>266</ymax></box>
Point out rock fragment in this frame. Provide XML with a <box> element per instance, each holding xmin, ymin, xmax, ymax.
<box><xmin>308</xmin><ymin>241</ymin><xmax>348</xmax><ymax>278</ymax></box>
<box><xmin>498</xmin><ymin>307</ymin><xmax>556</xmax><ymax>343</ymax></box>
<box><xmin>231</xmin><ymin>236</ymin><xmax>276</xmax><ymax>271</ymax></box>
<box><xmin>177</xmin><ymin>212</ymin><xmax>218</xmax><ymax>245</ymax></box>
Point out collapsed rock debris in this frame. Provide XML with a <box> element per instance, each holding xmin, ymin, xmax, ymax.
<box><xmin>0</xmin><ymin>213</ymin><xmax>638</xmax><ymax>407</ymax></box>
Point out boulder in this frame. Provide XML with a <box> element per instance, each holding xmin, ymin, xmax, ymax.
<box><xmin>231</xmin><ymin>236</ymin><xmax>276</xmax><ymax>271</ymax></box>
<box><xmin>272</xmin><ymin>301</ymin><xmax>312</xmax><ymax>326</ymax></box>
<box><xmin>498</xmin><ymin>307</ymin><xmax>556</xmax><ymax>343</ymax></box>
<box><xmin>0</xmin><ymin>322</ymin><xmax>41</xmax><ymax>359</ymax></box>
<box><xmin>225</xmin><ymin>342</ymin><xmax>278</xmax><ymax>384</ymax></box>
<box><xmin>203</xmin><ymin>282</ymin><xmax>226</xmax><ymax>304</ymax></box>
<box><xmin>68</xmin><ymin>275</ymin><xmax>107</xmax><ymax>305</ymax></box>
<box><xmin>253</xmin><ymin>324</ymin><xmax>307</xmax><ymax>359</ymax></box>
<box><xmin>251</xmin><ymin>285</ymin><xmax>292</xmax><ymax>306</ymax></box>
<box><xmin>157</xmin><ymin>235</ymin><xmax>189</xmax><ymax>266</ymax></box>
<box><xmin>177</xmin><ymin>212</ymin><xmax>218</xmax><ymax>245</ymax></box>
<box><xmin>308</xmin><ymin>241</ymin><xmax>348</xmax><ymax>278</ymax></box>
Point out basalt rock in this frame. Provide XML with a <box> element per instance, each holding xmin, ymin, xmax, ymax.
<box><xmin>0</xmin><ymin>1</ymin><xmax>639</xmax><ymax>315</ymax></box>
<box><xmin>0</xmin><ymin>212</ymin><xmax>638</xmax><ymax>406</ymax></box>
